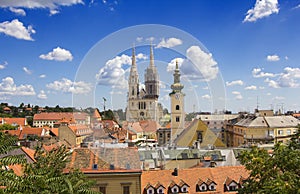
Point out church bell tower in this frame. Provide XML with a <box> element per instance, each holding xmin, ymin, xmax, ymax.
<box><xmin>169</xmin><ymin>60</ymin><xmax>185</xmax><ymax>139</ymax></box>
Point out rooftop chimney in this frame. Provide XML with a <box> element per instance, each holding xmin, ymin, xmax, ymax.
<box><xmin>172</xmin><ymin>168</ymin><xmax>178</xmax><ymax>176</ymax></box>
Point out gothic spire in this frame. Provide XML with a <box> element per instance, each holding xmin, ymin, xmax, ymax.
<box><xmin>132</xmin><ymin>44</ymin><xmax>136</xmax><ymax>67</ymax></box>
<box><xmin>150</xmin><ymin>43</ymin><xmax>154</xmax><ymax>67</ymax></box>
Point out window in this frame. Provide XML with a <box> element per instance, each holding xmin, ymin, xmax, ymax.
<box><xmin>99</xmin><ymin>186</ymin><xmax>106</xmax><ymax>194</ymax></box>
<box><xmin>123</xmin><ymin>186</ymin><xmax>130</xmax><ymax>194</ymax></box>
<box><xmin>182</xmin><ymin>186</ymin><xmax>187</xmax><ymax>192</ymax></box>
<box><xmin>229</xmin><ymin>185</ymin><xmax>237</xmax><ymax>191</ymax></box>
<box><xmin>176</xmin><ymin>105</ymin><xmax>180</xmax><ymax>110</ymax></box>
<box><xmin>201</xmin><ymin>185</ymin><xmax>206</xmax><ymax>191</ymax></box>
<box><xmin>278</xmin><ymin>130</ymin><xmax>283</xmax><ymax>135</ymax></box>
<box><xmin>209</xmin><ymin>185</ymin><xmax>216</xmax><ymax>191</ymax></box>
<box><xmin>287</xmin><ymin>129</ymin><xmax>291</xmax><ymax>135</ymax></box>
<box><xmin>158</xmin><ymin>188</ymin><xmax>163</xmax><ymax>193</ymax></box>
<box><xmin>176</xmin><ymin>116</ymin><xmax>180</xmax><ymax>122</ymax></box>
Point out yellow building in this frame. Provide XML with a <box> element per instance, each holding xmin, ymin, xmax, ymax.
<box><xmin>67</xmin><ymin>148</ymin><xmax>142</xmax><ymax>194</ymax></box>
<box><xmin>174</xmin><ymin>119</ymin><xmax>226</xmax><ymax>148</ymax></box>
<box><xmin>232</xmin><ymin>115</ymin><xmax>300</xmax><ymax>146</ymax></box>
<box><xmin>58</xmin><ymin>120</ymin><xmax>93</xmax><ymax>147</ymax></box>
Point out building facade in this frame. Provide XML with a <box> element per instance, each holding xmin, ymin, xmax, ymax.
<box><xmin>126</xmin><ymin>45</ymin><xmax>163</xmax><ymax>123</ymax></box>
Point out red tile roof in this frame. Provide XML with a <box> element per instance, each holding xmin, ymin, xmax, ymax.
<box><xmin>1</xmin><ymin>117</ymin><xmax>27</xmax><ymax>126</ymax></box>
<box><xmin>141</xmin><ymin>166</ymin><xmax>249</xmax><ymax>194</ymax></box>
<box><xmin>5</xmin><ymin>127</ymin><xmax>48</xmax><ymax>140</ymax></box>
<box><xmin>33</xmin><ymin>112</ymin><xmax>88</xmax><ymax>122</ymax></box>
<box><xmin>21</xmin><ymin>147</ymin><xmax>36</xmax><ymax>162</ymax></box>
<box><xmin>50</xmin><ymin>128</ymin><xmax>59</xmax><ymax>136</ymax></box>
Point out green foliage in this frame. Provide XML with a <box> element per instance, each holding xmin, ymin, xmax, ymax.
<box><xmin>0</xmin><ymin>132</ymin><xmax>26</xmax><ymax>193</ymax></box>
<box><xmin>101</xmin><ymin>109</ymin><xmax>115</xmax><ymax>120</ymax></box>
<box><xmin>0</xmin><ymin>144</ymin><xmax>100</xmax><ymax>194</ymax></box>
<box><xmin>238</xmin><ymin>129</ymin><xmax>300</xmax><ymax>194</ymax></box>
<box><xmin>0</xmin><ymin>123</ymin><xmax>18</xmax><ymax>130</ymax></box>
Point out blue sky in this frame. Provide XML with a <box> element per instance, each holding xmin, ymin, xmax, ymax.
<box><xmin>1</xmin><ymin>0</ymin><xmax>300</xmax><ymax>113</ymax></box>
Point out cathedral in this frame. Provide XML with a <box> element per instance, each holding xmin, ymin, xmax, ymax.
<box><xmin>126</xmin><ymin>45</ymin><xmax>163</xmax><ymax>122</ymax></box>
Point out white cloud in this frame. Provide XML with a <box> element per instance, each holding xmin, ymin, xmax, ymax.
<box><xmin>293</xmin><ymin>4</ymin><xmax>300</xmax><ymax>9</ymax></box>
<box><xmin>23</xmin><ymin>67</ymin><xmax>32</xmax><ymax>75</ymax></box>
<box><xmin>252</xmin><ymin>68</ymin><xmax>276</xmax><ymax>78</ymax></box>
<box><xmin>285</xmin><ymin>56</ymin><xmax>288</xmax><ymax>60</ymax></box>
<box><xmin>264</xmin><ymin>78</ymin><xmax>280</xmax><ymax>88</ymax></box>
<box><xmin>96</xmin><ymin>54</ymin><xmax>131</xmax><ymax>88</ymax></box>
<box><xmin>264</xmin><ymin>67</ymin><xmax>300</xmax><ymax>88</ymax></box>
<box><xmin>245</xmin><ymin>85</ymin><xmax>257</xmax><ymax>90</ymax></box>
<box><xmin>136</xmin><ymin>37</ymin><xmax>143</xmax><ymax>42</ymax></box>
<box><xmin>146</xmin><ymin>37</ymin><xmax>155</xmax><ymax>42</ymax></box>
<box><xmin>232</xmin><ymin>91</ymin><xmax>243</xmax><ymax>100</ymax></box>
<box><xmin>226</xmin><ymin>80</ymin><xmax>244</xmax><ymax>86</ymax></box>
<box><xmin>156</xmin><ymin>37</ymin><xmax>183</xmax><ymax>48</ymax></box>
<box><xmin>0</xmin><ymin>19</ymin><xmax>35</xmax><ymax>41</ymax></box>
<box><xmin>49</xmin><ymin>9</ymin><xmax>59</xmax><ymax>15</ymax></box>
<box><xmin>9</xmin><ymin>7</ymin><xmax>26</xmax><ymax>16</ymax></box>
<box><xmin>0</xmin><ymin>61</ymin><xmax>8</xmax><ymax>70</ymax></box>
<box><xmin>37</xmin><ymin>90</ymin><xmax>47</xmax><ymax>99</ymax></box>
<box><xmin>202</xmin><ymin>94</ymin><xmax>211</xmax><ymax>100</ymax></box>
<box><xmin>95</xmin><ymin>52</ymin><xmax>147</xmax><ymax>88</ymax></box>
<box><xmin>39</xmin><ymin>74</ymin><xmax>46</xmax><ymax>78</ymax></box>
<box><xmin>167</xmin><ymin>58</ymin><xmax>184</xmax><ymax>72</ymax></box>
<box><xmin>267</xmin><ymin>92</ymin><xmax>271</xmax><ymax>96</ymax></box>
<box><xmin>39</xmin><ymin>47</ymin><xmax>73</xmax><ymax>61</ymax></box>
<box><xmin>136</xmin><ymin>53</ymin><xmax>147</xmax><ymax>60</ymax></box>
<box><xmin>168</xmin><ymin>46</ymin><xmax>218</xmax><ymax>81</ymax></box>
<box><xmin>0</xmin><ymin>0</ymin><xmax>84</xmax><ymax>15</ymax></box>
<box><xmin>273</xmin><ymin>96</ymin><xmax>285</xmax><ymax>101</ymax></box>
<box><xmin>0</xmin><ymin>77</ymin><xmax>35</xmax><ymax>96</ymax></box>
<box><xmin>267</xmin><ymin>54</ymin><xmax>280</xmax><ymax>61</ymax></box>
<box><xmin>243</xmin><ymin>0</ymin><xmax>279</xmax><ymax>23</ymax></box>
<box><xmin>46</xmin><ymin>78</ymin><xmax>92</xmax><ymax>94</ymax></box>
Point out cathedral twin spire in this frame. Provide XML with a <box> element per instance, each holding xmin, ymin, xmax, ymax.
<box><xmin>129</xmin><ymin>44</ymin><xmax>159</xmax><ymax>99</ymax></box>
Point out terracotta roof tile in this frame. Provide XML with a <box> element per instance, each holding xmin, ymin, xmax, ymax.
<box><xmin>3</xmin><ymin>118</ymin><xmax>26</xmax><ymax>126</ymax></box>
<box><xmin>141</xmin><ymin>166</ymin><xmax>249</xmax><ymax>194</ymax></box>
<box><xmin>50</xmin><ymin>128</ymin><xmax>59</xmax><ymax>136</ymax></box>
<box><xmin>21</xmin><ymin>147</ymin><xmax>36</xmax><ymax>162</ymax></box>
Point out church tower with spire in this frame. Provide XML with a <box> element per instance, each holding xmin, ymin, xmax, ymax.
<box><xmin>169</xmin><ymin>60</ymin><xmax>185</xmax><ymax>139</ymax></box>
<box><xmin>144</xmin><ymin>44</ymin><xmax>159</xmax><ymax>99</ymax></box>
<box><xmin>126</xmin><ymin>45</ymin><xmax>163</xmax><ymax>122</ymax></box>
<box><xmin>128</xmin><ymin>46</ymin><xmax>139</xmax><ymax>99</ymax></box>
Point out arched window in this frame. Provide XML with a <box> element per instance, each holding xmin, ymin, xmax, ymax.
<box><xmin>176</xmin><ymin>105</ymin><xmax>180</xmax><ymax>110</ymax></box>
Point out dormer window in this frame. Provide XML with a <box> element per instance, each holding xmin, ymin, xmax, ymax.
<box><xmin>229</xmin><ymin>185</ymin><xmax>237</xmax><ymax>191</ymax></box>
<box><xmin>172</xmin><ymin>187</ymin><xmax>178</xmax><ymax>193</ymax></box>
<box><xmin>200</xmin><ymin>185</ymin><xmax>207</xmax><ymax>191</ymax></box>
<box><xmin>181</xmin><ymin>186</ymin><xmax>188</xmax><ymax>192</ymax></box>
<box><xmin>224</xmin><ymin>177</ymin><xmax>238</xmax><ymax>192</ymax></box>
<box><xmin>209</xmin><ymin>184</ymin><xmax>216</xmax><ymax>191</ymax></box>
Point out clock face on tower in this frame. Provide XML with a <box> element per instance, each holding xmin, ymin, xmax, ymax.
<box><xmin>175</xmin><ymin>93</ymin><xmax>180</xmax><ymax>100</ymax></box>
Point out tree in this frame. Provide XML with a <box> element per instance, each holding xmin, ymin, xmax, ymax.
<box><xmin>0</xmin><ymin>144</ymin><xmax>100</xmax><ymax>194</ymax></box>
<box><xmin>0</xmin><ymin>132</ymin><xmax>27</xmax><ymax>193</ymax></box>
<box><xmin>238</xmin><ymin>128</ymin><xmax>300</xmax><ymax>194</ymax></box>
<box><xmin>0</xmin><ymin>123</ymin><xmax>18</xmax><ymax>130</ymax></box>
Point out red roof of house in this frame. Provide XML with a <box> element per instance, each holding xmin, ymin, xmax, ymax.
<box><xmin>142</xmin><ymin>166</ymin><xmax>249</xmax><ymax>194</ymax></box>
<box><xmin>2</xmin><ymin>117</ymin><xmax>26</xmax><ymax>126</ymax></box>
<box><xmin>5</xmin><ymin>127</ymin><xmax>47</xmax><ymax>140</ymax></box>
<box><xmin>21</xmin><ymin>146</ymin><xmax>36</xmax><ymax>162</ymax></box>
